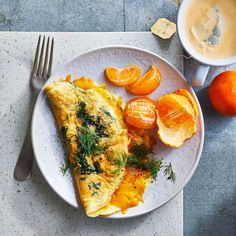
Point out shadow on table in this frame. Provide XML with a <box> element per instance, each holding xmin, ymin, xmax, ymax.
<box><xmin>192</xmin><ymin>190</ymin><xmax>236</xmax><ymax>236</ymax></box>
<box><xmin>184</xmin><ymin>87</ymin><xmax>236</xmax><ymax>236</ymax></box>
<box><xmin>196</xmin><ymin>86</ymin><xmax>235</xmax><ymax>133</ymax></box>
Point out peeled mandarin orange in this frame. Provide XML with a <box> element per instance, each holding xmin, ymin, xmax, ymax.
<box><xmin>126</xmin><ymin>65</ymin><xmax>161</xmax><ymax>95</ymax></box>
<box><xmin>209</xmin><ymin>71</ymin><xmax>236</xmax><ymax>116</ymax></box>
<box><xmin>174</xmin><ymin>88</ymin><xmax>199</xmax><ymax>117</ymax></box>
<box><xmin>105</xmin><ymin>65</ymin><xmax>140</xmax><ymax>86</ymax></box>
<box><xmin>125</xmin><ymin>97</ymin><xmax>157</xmax><ymax>129</ymax></box>
<box><xmin>156</xmin><ymin>93</ymin><xmax>197</xmax><ymax>148</ymax></box>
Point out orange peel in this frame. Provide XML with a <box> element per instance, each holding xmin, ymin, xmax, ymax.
<box><xmin>156</xmin><ymin>90</ymin><xmax>198</xmax><ymax>148</ymax></box>
<box><xmin>174</xmin><ymin>88</ymin><xmax>199</xmax><ymax>117</ymax></box>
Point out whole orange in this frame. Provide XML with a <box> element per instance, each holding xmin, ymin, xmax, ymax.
<box><xmin>208</xmin><ymin>71</ymin><xmax>236</xmax><ymax>116</ymax></box>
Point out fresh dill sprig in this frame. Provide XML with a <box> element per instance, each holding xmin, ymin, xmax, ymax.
<box><xmin>126</xmin><ymin>155</ymin><xmax>140</xmax><ymax>166</ymax></box>
<box><xmin>113</xmin><ymin>154</ymin><xmax>127</xmax><ymax>175</ymax></box>
<box><xmin>76</xmin><ymin>102</ymin><xmax>109</xmax><ymax>137</ymax></box>
<box><xmin>127</xmin><ymin>144</ymin><xmax>161</xmax><ymax>180</ymax></box>
<box><xmin>127</xmin><ymin>154</ymin><xmax>162</xmax><ymax>180</ymax></box>
<box><xmin>132</xmin><ymin>144</ymin><xmax>152</xmax><ymax>159</ymax></box>
<box><xmin>142</xmin><ymin>160</ymin><xmax>162</xmax><ymax>180</ymax></box>
<box><xmin>116</xmin><ymin>155</ymin><xmax>127</xmax><ymax>168</ymax></box>
<box><xmin>59</xmin><ymin>160</ymin><xmax>72</xmax><ymax>176</ymax></box>
<box><xmin>74</xmin><ymin>128</ymin><xmax>103</xmax><ymax>174</ymax></box>
<box><xmin>77</xmin><ymin>128</ymin><xmax>103</xmax><ymax>156</ymax></box>
<box><xmin>164</xmin><ymin>163</ymin><xmax>176</xmax><ymax>183</ymax></box>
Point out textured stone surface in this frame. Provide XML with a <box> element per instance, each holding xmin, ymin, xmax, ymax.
<box><xmin>0</xmin><ymin>0</ymin><xmax>125</xmax><ymax>31</ymax></box>
<box><xmin>184</xmin><ymin>58</ymin><xmax>236</xmax><ymax>236</ymax></box>
<box><xmin>125</xmin><ymin>0</ymin><xmax>178</xmax><ymax>31</ymax></box>
<box><xmin>0</xmin><ymin>32</ymin><xmax>183</xmax><ymax>236</ymax></box>
<box><xmin>0</xmin><ymin>0</ymin><xmax>236</xmax><ymax>235</ymax></box>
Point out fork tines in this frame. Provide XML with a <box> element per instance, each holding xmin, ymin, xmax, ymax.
<box><xmin>33</xmin><ymin>35</ymin><xmax>54</xmax><ymax>79</ymax></box>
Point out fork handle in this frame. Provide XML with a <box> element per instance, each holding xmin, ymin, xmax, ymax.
<box><xmin>14</xmin><ymin>94</ymin><xmax>37</xmax><ymax>181</ymax></box>
<box><xmin>14</xmin><ymin>131</ymin><xmax>34</xmax><ymax>181</ymax></box>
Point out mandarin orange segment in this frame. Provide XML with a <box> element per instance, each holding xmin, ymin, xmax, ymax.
<box><xmin>65</xmin><ymin>74</ymin><xmax>72</xmax><ymax>82</ymax></box>
<box><xmin>156</xmin><ymin>93</ymin><xmax>197</xmax><ymax>148</ymax></box>
<box><xmin>126</xmin><ymin>65</ymin><xmax>161</xmax><ymax>95</ymax></box>
<box><xmin>174</xmin><ymin>89</ymin><xmax>199</xmax><ymax>117</ymax></box>
<box><xmin>73</xmin><ymin>77</ymin><xmax>105</xmax><ymax>90</ymax></box>
<box><xmin>125</xmin><ymin>97</ymin><xmax>157</xmax><ymax>129</ymax></box>
<box><xmin>105</xmin><ymin>65</ymin><xmax>140</xmax><ymax>86</ymax></box>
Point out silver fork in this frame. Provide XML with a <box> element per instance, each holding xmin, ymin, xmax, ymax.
<box><xmin>14</xmin><ymin>35</ymin><xmax>54</xmax><ymax>181</ymax></box>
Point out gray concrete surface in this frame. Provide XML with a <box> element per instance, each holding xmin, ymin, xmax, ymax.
<box><xmin>0</xmin><ymin>0</ymin><xmax>235</xmax><ymax>235</ymax></box>
<box><xmin>0</xmin><ymin>32</ymin><xmax>183</xmax><ymax>236</ymax></box>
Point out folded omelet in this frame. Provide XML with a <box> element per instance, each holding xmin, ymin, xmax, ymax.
<box><xmin>46</xmin><ymin>79</ymin><xmax>152</xmax><ymax>217</ymax></box>
<box><xmin>46</xmin><ymin>80</ymin><xmax>131</xmax><ymax>216</ymax></box>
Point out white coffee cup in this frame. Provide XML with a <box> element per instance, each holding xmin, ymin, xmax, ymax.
<box><xmin>177</xmin><ymin>0</ymin><xmax>236</xmax><ymax>86</ymax></box>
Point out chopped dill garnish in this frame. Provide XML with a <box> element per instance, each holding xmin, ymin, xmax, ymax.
<box><xmin>75</xmin><ymin>155</ymin><xmax>93</xmax><ymax>174</ymax></box>
<box><xmin>91</xmin><ymin>191</ymin><xmax>98</xmax><ymax>196</ymax></box>
<box><xmin>77</xmin><ymin>128</ymin><xmax>103</xmax><ymax>156</ymax></box>
<box><xmin>100</xmin><ymin>107</ymin><xmax>112</xmax><ymax>118</ymax></box>
<box><xmin>94</xmin><ymin>116</ymin><xmax>108</xmax><ymax>137</ymax></box>
<box><xmin>127</xmin><ymin>144</ymin><xmax>161</xmax><ymax>180</ymax></box>
<box><xmin>94</xmin><ymin>161</ymin><xmax>102</xmax><ymax>173</ymax></box>
<box><xmin>164</xmin><ymin>163</ymin><xmax>176</xmax><ymax>183</ymax></box>
<box><xmin>113</xmin><ymin>154</ymin><xmax>127</xmax><ymax>175</ymax></box>
<box><xmin>76</xmin><ymin>102</ymin><xmax>86</xmax><ymax>120</ymax></box>
<box><xmin>88</xmin><ymin>181</ymin><xmax>101</xmax><ymax>190</ymax></box>
<box><xmin>131</xmin><ymin>144</ymin><xmax>152</xmax><ymax>159</ymax></box>
<box><xmin>142</xmin><ymin>160</ymin><xmax>162</xmax><ymax>180</ymax></box>
<box><xmin>76</xmin><ymin>102</ymin><xmax>109</xmax><ymax>137</ymax></box>
<box><xmin>60</xmin><ymin>126</ymin><xmax>68</xmax><ymax>141</ymax></box>
<box><xmin>88</xmin><ymin>182</ymin><xmax>101</xmax><ymax>196</ymax></box>
<box><xmin>127</xmin><ymin>154</ymin><xmax>162</xmax><ymax>180</ymax></box>
<box><xmin>59</xmin><ymin>159</ymin><xmax>72</xmax><ymax>176</ymax></box>
<box><xmin>75</xmin><ymin>128</ymin><xmax>103</xmax><ymax>174</ymax></box>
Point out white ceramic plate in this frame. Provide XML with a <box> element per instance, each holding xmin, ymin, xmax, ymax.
<box><xmin>31</xmin><ymin>46</ymin><xmax>204</xmax><ymax>219</ymax></box>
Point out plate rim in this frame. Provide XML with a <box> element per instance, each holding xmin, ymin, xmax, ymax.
<box><xmin>31</xmin><ymin>45</ymin><xmax>205</xmax><ymax>219</ymax></box>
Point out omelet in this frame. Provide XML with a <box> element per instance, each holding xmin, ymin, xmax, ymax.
<box><xmin>46</xmin><ymin>78</ymin><xmax>157</xmax><ymax>217</ymax></box>
<box><xmin>98</xmin><ymin>166</ymin><xmax>150</xmax><ymax>215</ymax></box>
<box><xmin>46</xmin><ymin>80</ymin><xmax>130</xmax><ymax>217</ymax></box>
